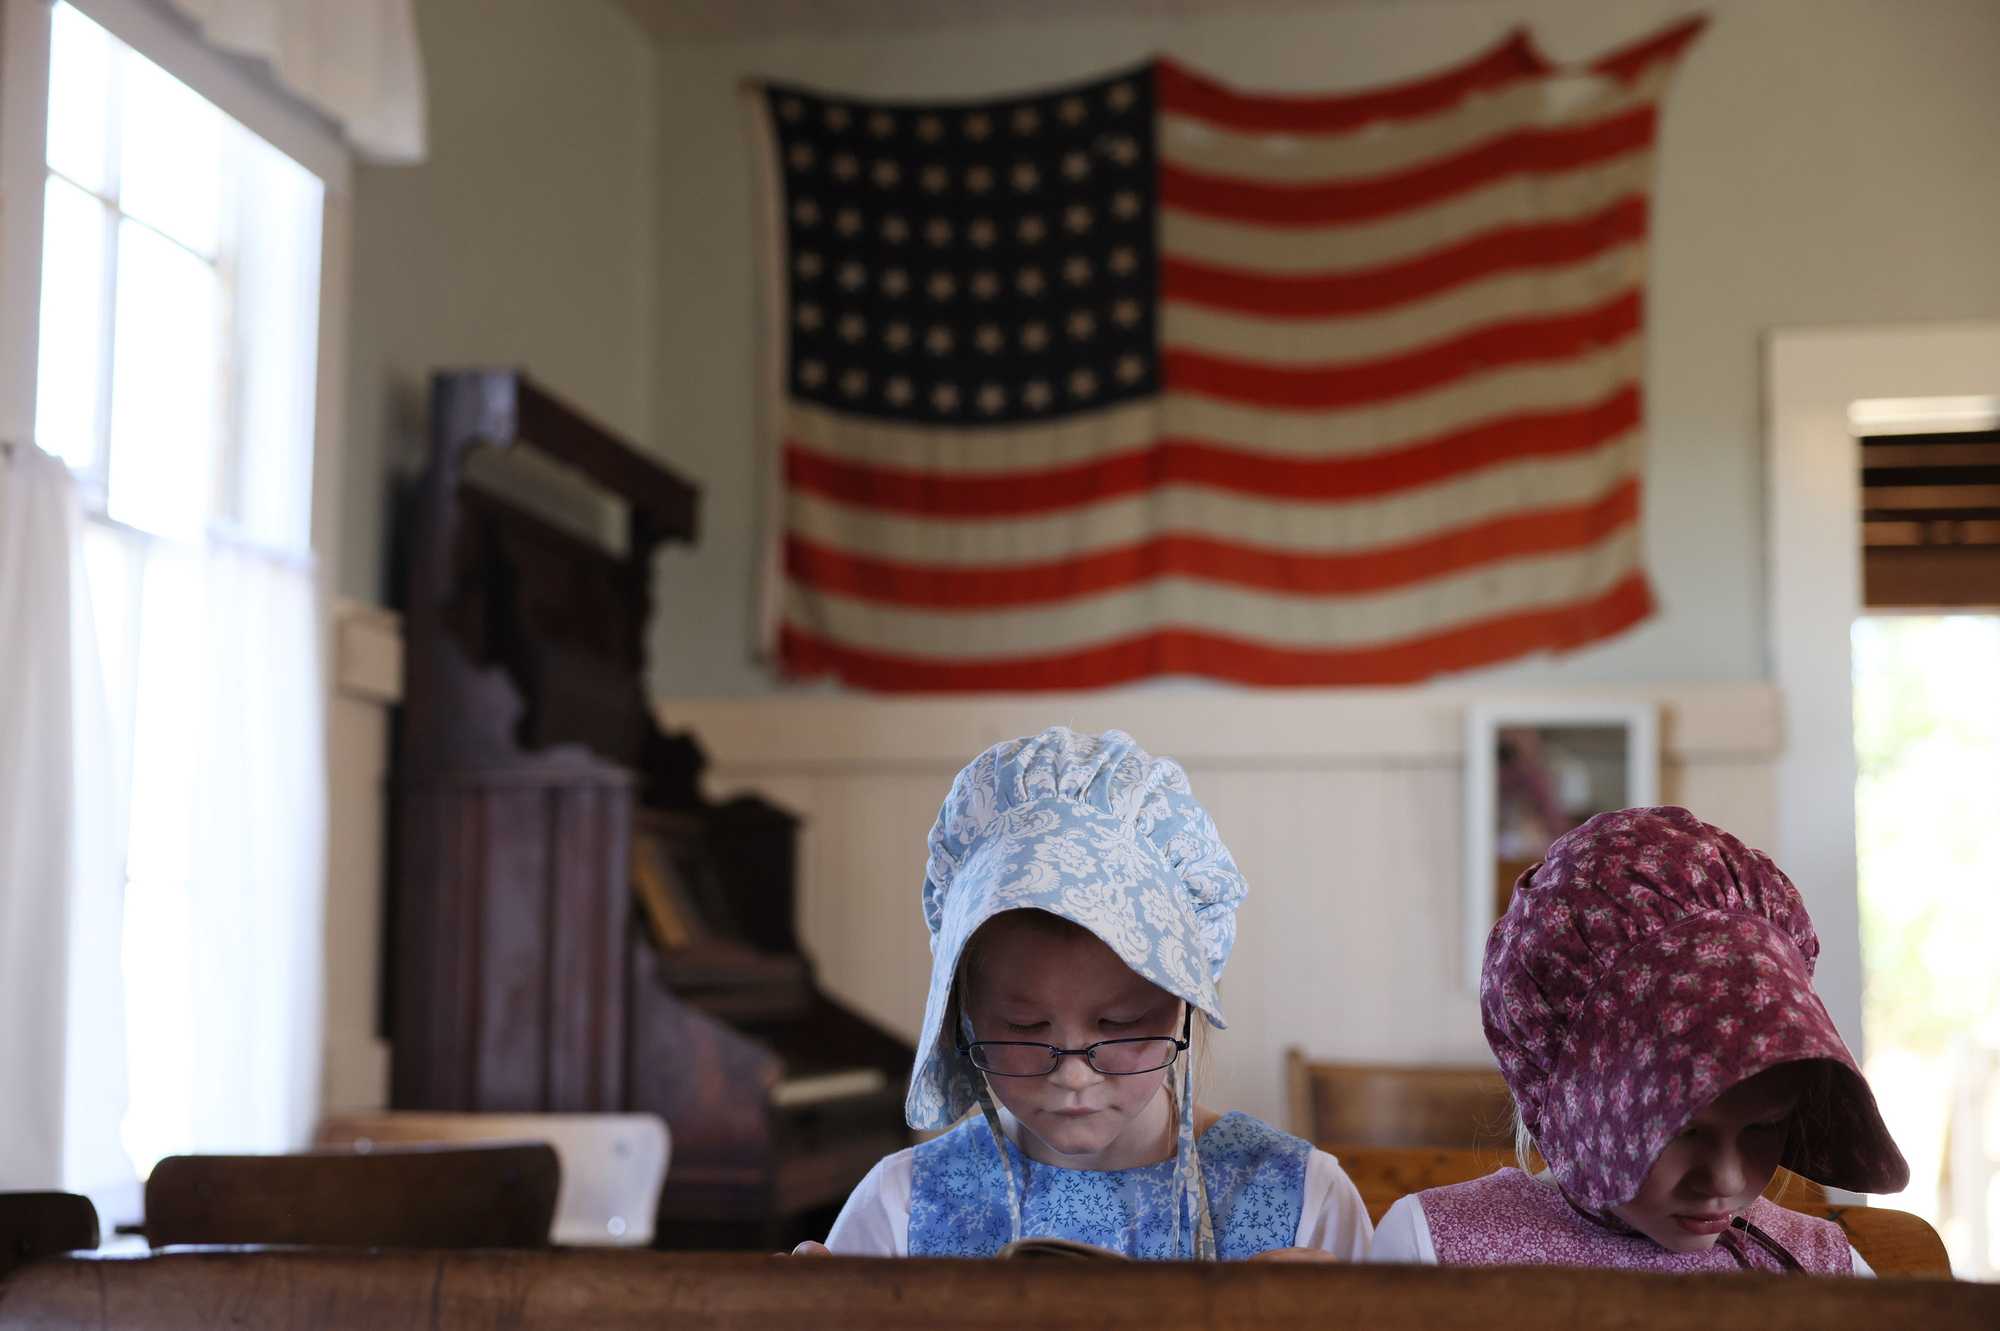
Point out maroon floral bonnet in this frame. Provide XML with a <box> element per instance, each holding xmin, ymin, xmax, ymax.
<box><xmin>1481</xmin><ymin>807</ymin><xmax>1909</xmax><ymax>1210</ymax></box>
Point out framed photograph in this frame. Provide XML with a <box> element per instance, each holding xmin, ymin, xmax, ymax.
<box><xmin>1463</xmin><ymin>702</ymin><xmax>1659</xmax><ymax>987</ymax></box>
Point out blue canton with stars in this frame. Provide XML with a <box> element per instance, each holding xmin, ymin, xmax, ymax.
<box><xmin>903</xmin><ymin>1111</ymin><xmax>1310</xmax><ymax>1258</ymax></box>
<box><xmin>765</xmin><ymin>68</ymin><xmax>1157</xmax><ymax>426</ymax></box>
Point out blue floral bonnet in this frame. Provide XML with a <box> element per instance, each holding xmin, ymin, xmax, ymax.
<box><xmin>903</xmin><ymin>727</ymin><xmax>1250</xmax><ymax>1257</ymax></box>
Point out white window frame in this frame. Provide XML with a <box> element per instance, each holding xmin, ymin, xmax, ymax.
<box><xmin>1764</xmin><ymin>320</ymin><xmax>2000</xmax><ymax>1060</ymax></box>
<box><xmin>0</xmin><ymin>0</ymin><xmax>351</xmax><ymax>580</ymax></box>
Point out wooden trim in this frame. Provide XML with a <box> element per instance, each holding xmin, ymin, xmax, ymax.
<box><xmin>1863</xmin><ymin>519</ymin><xmax>2000</xmax><ymax>547</ymax></box>
<box><xmin>1859</xmin><ymin>483</ymin><xmax>2000</xmax><ymax>511</ymax></box>
<box><xmin>1864</xmin><ymin>546</ymin><xmax>2000</xmax><ymax>608</ymax></box>
<box><xmin>431</xmin><ymin>369</ymin><xmax>698</xmax><ymax>539</ymax></box>
<box><xmin>333</xmin><ymin>600</ymin><xmax>403</xmax><ymax>704</ymax></box>
<box><xmin>1283</xmin><ymin>1046</ymin><xmax>1311</xmax><ymax>1140</ymax></box>
<box><xmin>1860</xmin><ymin>441</ymin><xmax>2000</xmax><ymax>469</ymax></box>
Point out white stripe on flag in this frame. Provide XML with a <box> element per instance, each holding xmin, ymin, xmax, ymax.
<box><xmin>1159</xmin><ymin>153</ymin><xmax>1653</xmax><ymax>274</ymax></box>
<box><xmin>787</xmin><ymin>433</ymin><xmax>1638</xmax><ymax>565</ymax></box>
<box><xmin>1160</xmin><ymin>244</ymin><xmax>1644</xmax><ymax>364</ymax></box>
<box><xmin>786</xmin><ymin>528</ymin><xmax>1642</xmax><ymax>657</ymax></box>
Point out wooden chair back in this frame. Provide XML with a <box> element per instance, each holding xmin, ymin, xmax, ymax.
<box><xmin>140</xmin><ymin>1143</ymin><xmax>558</xmax><ymax>1249</ymax></box>
<box><xmin>2</xmin><ymin>1251</ymin><xmax>1992</xmax><ymax>1331</ymax></box>
<box><xmin>1336</xmin><ymin>1145</ymin><xmax>1521</xmax><ymax>1223</ymax></box>
<box><xmin>1804</xmin><ymin>1201</ymin><xmax>1950</xmax><ymax>1278</ymax></box>
<box><xmin>1285</xmin><ymin>1047</ymin><xmax>1515</xmax><ymax>1151</ymax></box>
<box><xmin>0</xmin><ymin>1193</ymin><xmax>97</xmax><ymax>1278</ymax></box>
<box><xmin>315</xmin><ymin>1111</ymin><xmax>669</xmax><ymax>1246</ymax></box>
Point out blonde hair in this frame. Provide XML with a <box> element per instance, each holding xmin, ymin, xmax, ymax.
<box><xmin>956</xmin><ymin>908</ymin><xmax>1212</xmax><ymax>1099</ymax></box>
<box><xmin>1513</xmin><ymin>1103</ymin><xmax>1540</xmax><ymax>1175</ymax></box>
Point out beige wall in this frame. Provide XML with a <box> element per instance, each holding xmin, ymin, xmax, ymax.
<box><xmin>338</xmin><ymin>0</ymin><xmax>659</xmax><ymax>603</ymax></box>
<box><xmin>659</xmin><ymin>687</ymin><xmax>1781</xmax><ymax>1129</ymax></box>
<box><xmin>643</xmin><ymin>0</ymin><xmax>2000</xmax><ymax>695</ymax></box>
<box><xmin>327</xmin><ymin>0</ymin><xmax>2000</xmax><ymax>1119</ymax></box>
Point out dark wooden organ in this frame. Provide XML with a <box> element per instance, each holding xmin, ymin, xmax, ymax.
<box><xmin>391</xmin><ymin>369</ymin><xmax>911</xmax><ymax>1248</ymax></box>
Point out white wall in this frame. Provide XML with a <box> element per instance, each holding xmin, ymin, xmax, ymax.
<box><xmin>323</xmin><ymin>0</ymin><xmax>2000</xmax><ymax>1125</ymax></box>
<box><xmin>643</xmin><ymin>0</ymin><xmax>2000</xmax><ymax>696</ymax></box>
<box><xmin>338</xmin><ymin>0</ymin><xmax>659</xmax><ymax>604</ymax></box>
<box><xmin>660</xmin><ymin>686</ymin><xmax>1780</xmax><ymax>1130</ymax></box>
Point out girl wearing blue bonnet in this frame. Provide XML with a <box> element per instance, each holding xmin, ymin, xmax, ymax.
<box><xmin>799</xmin><ymin>726</ymin><xmax>1371</xmax><ymax>1260</ymax></box>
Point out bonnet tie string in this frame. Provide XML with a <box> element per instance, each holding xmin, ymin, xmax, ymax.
<box><xmin>973</xmin><ymin>1078</ymin><xmax>1026</xmax><ymax>1244</ymax></box>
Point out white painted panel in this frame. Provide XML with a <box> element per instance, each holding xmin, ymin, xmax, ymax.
<box><xmin>669</xmin><ymin>685</ymin><xmax>1778</xmax><ymax>1133</ymax></box>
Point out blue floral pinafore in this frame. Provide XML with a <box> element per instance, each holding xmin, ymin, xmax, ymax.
<box><xmin>906</xmin><ymin>1111</ymin><xmax>1310</xmax><ymax>1259</ymax></box>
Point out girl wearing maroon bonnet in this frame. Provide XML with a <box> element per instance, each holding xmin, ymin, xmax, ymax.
<box><xmin>1372</xmin><ymin>807</ymin><xmax>1909</xmax><ymax>1273</ymax></box>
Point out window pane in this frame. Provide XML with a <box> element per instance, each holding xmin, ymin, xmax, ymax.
<box><xmin>107</xmin><ymin>220</ymin><xmax>221</xmax><ymax>538</ymax></box>
<box><xmin>81</xmin><ymin>523</ymin><xmax>144</xmax><ymax>797</ymax></box>
<box><xmin>230</xmin><ymin>134</ymin><xmax>324</xmax><ymax>553</ymax></box>
<box><xmin>117</xmin><ymin>51</ymin><xmax>224</xmax><ymax>258</ymax></box>
<box><xmin>35</xmin><ymin>176</ymin><xmax>112</xmax><ymax>472</ymax></box>
<box><xmin>47</xmin><ymin>2</ymin><xmax>114</xmax><ymax>195</ymax></box>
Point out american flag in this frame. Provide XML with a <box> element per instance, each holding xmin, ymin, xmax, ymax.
<box><xmin>757</xmin><ymin>18</ymin><xmax>1703</xmax><ymax>689</ymax></box>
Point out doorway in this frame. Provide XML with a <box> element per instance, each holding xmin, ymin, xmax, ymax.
<box><xmin>1768</xmin><ymin>327</ymin><xmax>2000</xmax><ymax>1275</ymax></box>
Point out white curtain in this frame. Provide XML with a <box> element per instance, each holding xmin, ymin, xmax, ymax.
<box><xmin>160</xmin><ymin>0</ymin><xmax>427</xmax><ymax>162</ymax></box>
<box><xmin>119</xmin><ymin>537</ymin><xmax>326</xmax><ymax>1166</ymax></box>
<box><xmin>0</xmin><ymin>443</ymin><xmax>130</xmax><ymax>1201</ymax></box>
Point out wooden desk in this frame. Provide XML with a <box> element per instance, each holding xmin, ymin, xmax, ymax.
<box><xmin>1</xmin><ymin>1250</ymin><xmax>1992</xmax><ymax>1331</ymax></box>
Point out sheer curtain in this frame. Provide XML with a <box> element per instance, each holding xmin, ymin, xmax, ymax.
<box><xmin>0</xmin><ymin>442</ymin><xmax>129</xmax><ymax>1201</ymax></box>
<box><xmin>120</xmin><ymin>538</ymin><xmax>325</xmax><ymax>1165</ymax></box>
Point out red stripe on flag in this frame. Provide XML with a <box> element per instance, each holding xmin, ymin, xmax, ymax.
<box><xmin>1591</xmin><ymin>15</ymin><xmax>1708</xmax><ymax>84</ymax></box>
<box><xmin>1154</xmin><ymin>34</ymin><xmax>1549</xmax><ymax>133</ymax></box>
<box><xmin>785</xmin><ymin>383</ymin><xmax>1639</xmax><ymax>515</ymax></box>
<box><xmin>788</xmin><ymin>477</ymin><xmax>1641</xmax><ymax>607</ymax></box>
<box><xmin>779</xmin><ymin>572</ymin><xmax>1655</xmax><ymax>690</ymax></box>
<box><xmin>1159</xmin><ymin>104</ymin><xmax>1657</xmax><ymax>228</ymax></box>
<box><xmin>1163</xmin><ymin>289</ymin><xmax>1640</xmax><ymax>410</ymax></box>
<box><xmin>1160</xmin><ymin>196</ymin><xmax>1647</xmax><ymax>318</ymax></box>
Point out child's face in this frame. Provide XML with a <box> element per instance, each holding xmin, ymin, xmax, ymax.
<box><xmin>1609</xmin><ymin>1062</ymin><xmax>1805</xmax><ymax>1252</ymax></box>
<box><xmin>962</xmin><ymin>912</ymin><xmax>1185</xmax><ymax>1171</ymax></box>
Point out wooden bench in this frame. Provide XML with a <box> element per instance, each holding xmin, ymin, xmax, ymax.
<box><xmin>315</xmin><ymin>1112</ymin><xmax>670</xmax><ymax>1245</ymax></box>
<box><xmin>1285</xmin><ymin>1049</ymin><xmax>1517</xmax><ymax>1152</ymax></box>
<box><xmin>0</xmin><ymin>1195</ymin><xmax>96</xmax><ymax>1279</ymax></box>
<box><xmin>1327</xmin><ymin>1146</ymin><xmax>1837</xmax><ymax>1223</ymax></box>
<box><xmin>0</xmin><ymin>1250</ymin><xmax>1991</xmax><ymax>1330</ymax></box>
<box><xmin>1333</xmin><ymin>1146</ymin><xmax>1947</xmax><ymax>1277</ymax></box>
<box><xmin>1286</xmin><ymin>1049</ymin><xmax>1946</xmax><ymax>1275</ymax></box>
<box><xmin>141</xmin><ymin>1143</ymin><xmax>559</xmax><ymax>1248</ymax></box>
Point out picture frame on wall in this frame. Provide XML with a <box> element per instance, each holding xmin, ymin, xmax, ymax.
<box><xmin>1463</xmin><ymin>701</ymin><xmax>1660</xmax><ymax>988</ymax></box>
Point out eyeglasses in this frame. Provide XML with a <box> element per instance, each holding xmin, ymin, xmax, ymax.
<box><xmin>956</xmin><ymin>1010</ymin><xmax>1191</xmax><ymax>1078</ymax></box>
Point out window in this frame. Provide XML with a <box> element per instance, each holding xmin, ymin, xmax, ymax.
<box><xmin>2</xmin><ymin>0</ymin><xmax>342</xmax><ymax>1200</ymax></box>
<box><xmin>36</xmin><ymin>0</ymin><xmax>322</xmax><ymax>552</ymax></box>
